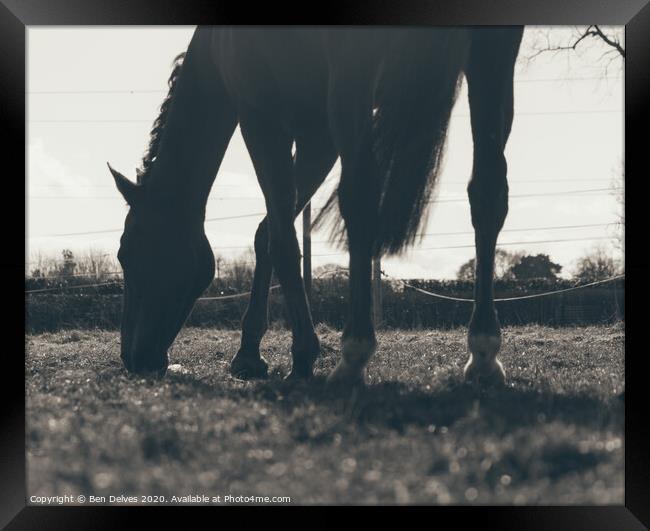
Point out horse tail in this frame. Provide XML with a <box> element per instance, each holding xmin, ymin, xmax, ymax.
<box><xmin>373</xmin><ymin>28</ymin><xmax>469</xmax><ymax>255</ymax></box>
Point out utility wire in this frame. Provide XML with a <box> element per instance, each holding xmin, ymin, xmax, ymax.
<box><xmin>27</xmin><ymin>109</ymin><xmax>623</xmax><ymax>124</ymax></box>
<box><xmin>311</xmin><ymin>235</ymin><xmax>616</xmax><ymax>257</ymax></box>
<box><xmin>30</xmin><ymin>186</ymin><xmax>621</xmax><ymax>238</ymax></box>
<box><xmin>26</xmin><ymin>75</ymin><xmax>623</xmax><ymax>94</ymax></box>
<box><xmin>206</xmin><ymin>222</ymin><xmax>616</xmax><ymax>250</ymax></box>
<box><xmin>29</xmin><ymin>177</ymin><xmax>616</xmax><ymax>190</ymax></box>
<box><xmin>29</xmin><ymin>187</ymin><xmax>621</xmax><ymax>202</ymax></box>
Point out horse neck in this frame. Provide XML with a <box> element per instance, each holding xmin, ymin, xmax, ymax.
<box><xmin>145</xmin><ymin>30</ymin><xmax>234</xmax><ymax>225</ymax></box>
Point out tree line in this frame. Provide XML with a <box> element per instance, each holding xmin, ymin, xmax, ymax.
<box><xmin>28</xmin><ymin>245</ymin><xmax>622</xmax><ymax>286</ymax></box>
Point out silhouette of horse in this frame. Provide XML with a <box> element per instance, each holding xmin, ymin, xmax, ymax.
<box><xmin>108</xmin><ymin>27</ymin><xmax>524</xmax><ymax>388</ymax></box>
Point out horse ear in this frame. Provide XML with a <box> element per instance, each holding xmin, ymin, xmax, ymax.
<box><xmin>107</xmin><ymin>162</ymin><xmax>142</xmax><ymax>206</ymax></box>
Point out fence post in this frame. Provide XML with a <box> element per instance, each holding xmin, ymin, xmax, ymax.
<box><xmin>302</xmin><ymin>201</ymin><xmax>312</xmax><ymax>306</ymax></box>
<box><xmin>372</xmin><ymin>257</ymin><xmax>382</xmax><ymax>328</ymax></box>
<box><xmin>613</xmin><ymin>279</ymin><xmax>622</xmax><ymax>321</ymax></box>
<box><xmin>215</xmin><ymin>256</ymin><xmax>222</xmax><ymax>280</ymax></box>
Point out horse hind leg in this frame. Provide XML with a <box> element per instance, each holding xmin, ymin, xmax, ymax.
<box><xmin>327</xmin><ymin>149</ymin><xmax>378</xmax><ymax>389</ymax></box>
<box><xmin>324</xmin><ymin>61</ymin><xmax>379</xmax><ymax>390</ymax></box>
<box><xmin>231</xmin><ymin>124</ymin><xmax>336</xmax><ymax>379</ymax></box>
<box><xmin>463</xmin><ymin>27</ymin><xmax>523</xmax><ymax>387</ymax></box>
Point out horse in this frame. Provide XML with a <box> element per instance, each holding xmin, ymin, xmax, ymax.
<box><xmin>108</xmin><ymin>26</ymin><xmax>524</xmax><ymax>388</ymax></box>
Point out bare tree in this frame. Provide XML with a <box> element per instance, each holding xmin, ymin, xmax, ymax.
<box><xmin>526</xmin><ymin>26</ymin><xmax>624</xmax><ymax>76</ymax></box>
<box><xmin>611</xmin><ymin>160</ymin><xmax>624</xmax><ymax>264</ymax></box>
<box><xmin>214</xmin><ymin>253</ymin><xmax>225</xmax><ymax>280</ymax></box>
<box><xmin>75</xmin><ymin>248</ymin><xmax>118</xmax><ymax>279</ymax></box>
<box><xmin>28</xmin><ymin>250</ymin><xmax>57</xmax><ymax>278</ymax></box>
<box><xmin>456</xmin><ymin>249</ymin><xmax>525</xmax><ymax>281</ymax></box>
<box><xmin>223</xmin><ymin>250</ymin><xmax>255</xmax><ymax>291</ymax></box>
<box><xmin>573</xmin><ymin>245</ymin><xmax>622</xmax><ymax>282</ymax></box>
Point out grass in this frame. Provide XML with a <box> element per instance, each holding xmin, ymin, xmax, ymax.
<box><xmin>26</xmin><ymin>323</ymin><xmax>624</xmax><ymax>505</ymax></box>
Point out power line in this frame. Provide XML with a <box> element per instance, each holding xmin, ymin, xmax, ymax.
<box><xmin>26</xmin><ymin>75</ymin><xmax>623</xmax><ymax>95</ymax></box>
<box><xmin>33</xmin><ymin>211</ymin><xmax>267</xmax><ymax>237</ymax></box>
<box><xmin>36</xmin><ymin>227</ymin><xmax>125</xmax><ymax>237</ymax></box>
<box><xmin>417</xmin><ymin>222</ymin><xmax>615</xmax><ymax>238</ymax></box>
<box><xmin>28</xmin><ymin>187</ymin><xmax>621</xmax><ymax>203</ymax></box>
<box><xmin>207</xmin><ymin>222</ymin><xmax>616</xmax><ymax>250</ymax></box>
<box><xmin>513</xmin><ymin>75</ymin><xmax>622</xmax><ymax>83</ymax></box>
<box><xmin>29</xmin><ymin>89</ymin><xmax>167</xmax><ymax>95</ymax></box>
<box><xmin>27</xmin><ymin>109</ymin><xmax>623</xmax><ymax>124</ymax></box>
<box><xmin>28</xmin><ymin>177</ymin><xmax>617</xmax><ymax>190</ymax></box>
<box><xmin>447</xmin><ymin>178</ymin><xmax>616</xmax><ymax>184</ymax></box>
<box><xmin>29</xmin><ymin>183</ymin><xmax>249</xmax><ymax>188</ymax></box>
<box><xmin>428</xmin><ymin>187</ymin><xmax>619</xmax><ymax>204</ymax></box>
<box><xmin>24</xmin><ymin>221</ymin><xmax>619</xmax><ymax>252</ymax></box>
<box><xmin>416</xmin><ymin>235</ymin><xmax>616</xmax><ymax>251</ymax></box>
<box><xmin>30</xmin><ymin>188</ymin><xmax>620</xmax><ymax>238</ymax></box>
<box><xmin>29</xmin><ymin>195</ymin><xmax>266</xmax><ymax>200</ymax></box>
<box><xmin>205</xmin><ymin>212</ymin><xmax>266</xmax><ymax>222</ymax></box>
<box><xmin>28</xmin><ymin>183</ymin><xmax>621</xmax><ymax>238</ymax></box>
<box><xmin>30</xmin><ymin>119</ymin><xmax>156</xmax><ymax>123</ymax></box>
<box><xmin>311</xmin><ymin>235</ymin><xmax>616</xmax><ymax>257</ymax></box>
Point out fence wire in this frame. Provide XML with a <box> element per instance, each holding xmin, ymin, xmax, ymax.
<box><xmin>384</xmin><ymin>272</ymin><xmax>625</xmax><ymax>303</ymax></box>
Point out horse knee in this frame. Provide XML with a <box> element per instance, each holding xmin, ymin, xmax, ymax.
<box><xmin>337</xmin><ymin>178</ymin><xmax>358</xmax><ymax>222</ymax></box>
<box><xmin>268</xmin><ymin>234</ymin><xmax>301</xmax><ymax>269</ymax></box>
<box><xmin>253</xmin><ymin>219</ymin><xmax>270</xmax><ymax>257</ymax></box>
<box><xmin>338</xmin><ymin>182</ymin><xmax>379</xmax><ymax>249</ymax></box>
<box><xmin>468</xmin><ymin>153</ymin><xmax>508</xmax><ymax>230</ymax></box>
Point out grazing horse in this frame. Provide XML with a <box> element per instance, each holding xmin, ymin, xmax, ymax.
<box><xmin>109</xmin><ymin>26</ymin><xmax>524</xmax><ymax>387</ymax></box>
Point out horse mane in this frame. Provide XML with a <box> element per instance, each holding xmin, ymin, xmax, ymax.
<box><xmin>136</xmin><ymin>52</ymin><xmax>187</xmax><ymax>184</ymax></box>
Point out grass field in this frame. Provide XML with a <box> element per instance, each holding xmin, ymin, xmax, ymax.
<box><xmin>26</xmin><ymin>324</ymin><xmax>624</xmax><ymax>505</ymax></box>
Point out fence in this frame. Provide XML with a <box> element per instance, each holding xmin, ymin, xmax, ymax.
<box><xmin>25</xmin><ymin>274</ymin><xmax>624</xmax><ymax>333</ymax></box>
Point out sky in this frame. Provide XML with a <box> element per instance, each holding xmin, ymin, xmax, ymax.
<box><xmin>26</xmin><ymin>26</ymin><xmax>624</xmax><ymax>279</ymax></box>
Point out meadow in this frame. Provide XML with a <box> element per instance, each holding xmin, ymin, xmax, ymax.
<box><xmin>26</xmin><ymin>323</ymin><xmax>624</xmax><ymax>505</ymax></box>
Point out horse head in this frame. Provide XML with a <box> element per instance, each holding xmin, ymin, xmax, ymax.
<box><xmin>109</xmin><ymin>163</ymin><xmax>215</xmax><ymax>375</ymax></box>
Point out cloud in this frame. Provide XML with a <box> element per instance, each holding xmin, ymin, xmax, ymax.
<box><xmin>28</xmin><ymin>138</ymin><xmax>95</xmax><ymax>196</ymax></box>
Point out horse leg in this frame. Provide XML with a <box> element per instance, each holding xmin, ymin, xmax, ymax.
<box><xmin>327</xmin><ymin>164</ymin><xmax>378</xmax><ymax>388</ymax></box>
<box><xmin>324</xmin><ymin>65</ymin><xmax>379</xmax><ymax>388</ymax></box>
<box><xmin>463</xmin><ymin>27</ymin><xmax>524</xmax><ymax>386</ymax></box>
<box><xmin>230</xmin><ymin>124</ymin><xmax>336</xmax><ymax>379</ymax></box>
<box><xmin>229</xmin><ymin>217</ymin><xmax>273</xmax><ymax>378</ymax></box>
<box><xmin>294</xmin><ymin>124</ymin><xmax>338</xmax><ymax>220</ymax></box>
<box><xmin>238</xmin><ymin>113</ymin><xmax>327</xmax><ymax>381</ymax></box>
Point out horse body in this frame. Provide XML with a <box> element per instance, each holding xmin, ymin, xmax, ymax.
<box><xmin>216</xmin><ymin>29</ymin><xmax>331</xmax><ymax>115</ymax></box>
<box><xmin>109</xmin><ymin>26</ymin><xmax>524</xmax><ymax>387</ymax></box>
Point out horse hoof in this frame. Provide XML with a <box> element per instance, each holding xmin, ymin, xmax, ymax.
<box><xmin>463</xmin><ymin>356</ymin><xmax>506</xmax><ymax>388</ymax></box>
<box><xmin>230</xmin><ymin>352</ymin><xmax>269</xmax><ymax>380</ymax></box>
<box><xmin>326</xmin><ymin>361</ymin><xmax>365</xmax><ymax>394</ymax></box>
<box><xmin>283</xmin><ymin>367</ymin><xmax>313</xmax><ymax>385</ymax></box>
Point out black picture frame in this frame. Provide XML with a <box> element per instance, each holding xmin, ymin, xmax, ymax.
<box><xmin>3</xmin><ymin>0</ymin><xmax>648</xmax><ymax>528</ymax></box>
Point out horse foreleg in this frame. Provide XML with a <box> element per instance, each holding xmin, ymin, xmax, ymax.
<box><xmin>239</xmin><ymin>111</ymin><xmax>336</xmax><ymax>381</ymax></box>
<box><xmin>231</xmin><ymin>123</ymin><xmax>336</xmax><ymax>380</ymax></box>
<box><xmin>230</xmin><ymin>218</ymin><xmax>273</xmax><ymax>378</ymax></box>
<box><xmin>464</xmin><ymin>27</ymin><xmax>523</xmax><ymax>387</ymax></box>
